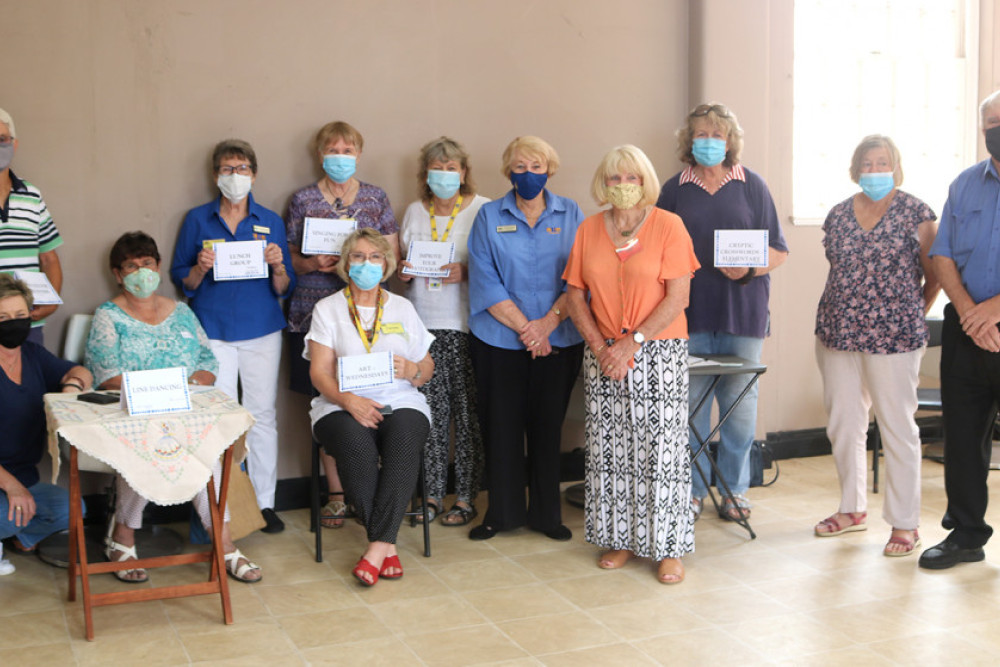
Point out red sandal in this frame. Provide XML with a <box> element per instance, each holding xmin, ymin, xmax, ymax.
<box><xmin>884</xmin><ymin>529</ymin><xmax>921</xmax><ymax>557</ymax></box>
<box><xmin>814</xmin><ymin>512</ymin><xmax>867</xmax><ymax>537</ymax></box>
<box><xmin>379</xmin><ymin>554</ymin><xmax>403</xmax><ymax>580</ymax></box>
<box><xmin>352</xmin><ymin>557</ymin><xmax>380</xmax><ymax>586</ymax></box>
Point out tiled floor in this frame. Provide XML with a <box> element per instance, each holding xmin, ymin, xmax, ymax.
<box><xmin>4</xmin><ymin>454</ymin><xmax>1000</xmax><ymax>665</ymax></box>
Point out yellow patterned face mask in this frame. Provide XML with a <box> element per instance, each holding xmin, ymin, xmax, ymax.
<box><xmin>606</xmin><ymin>183</ymin><xmax>643</xmax><ymax>210</ymax></box>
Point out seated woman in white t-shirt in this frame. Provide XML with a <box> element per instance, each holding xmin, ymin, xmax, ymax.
<box><xmin>306</xmin><ymin>228</ymin><xmax>434</xmax><ymax>586</ymax></box>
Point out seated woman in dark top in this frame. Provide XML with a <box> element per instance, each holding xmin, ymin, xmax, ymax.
<box><xmin>0</xmin><ymin>273</ymin><xmax>93</xmax><ymax>575</ymax></box>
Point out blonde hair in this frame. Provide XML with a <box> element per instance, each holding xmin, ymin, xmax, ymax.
<box><xmin>418</xmin><ymin>136</ymin><xmax>476</xmax><ymax>202</ymax></box>
<box><xmin>0</xmin><ymin>272</ymin><xmax>33</xmax><ymax>310</ymax></box>
<box><xmin>848</xmin><ymin>134</ymin><xmax>903</xmax><ymax>186</ymax></box>
<box><xmin>676</xmin><ymin>102</ymin><xmax>744</xmax><ymax>168</ymax></box>
<box><xmin>314</xmin><ymin>121</ymin><xmax>364</xmax><ymax>156</ymax></box>
<box><xmin>590</xmin><ymin>145</ymin><xmax>660</xmax><ymax>207</ymax></box>
<box><xmin>500</xmin><ymin>136</ymin><xmax>560</xmax><ymax>178</ymax></box>
<box><xmin>336</xmin><ymin>228</ymin><xmax>396</xmax><ymax>283</ymax></box>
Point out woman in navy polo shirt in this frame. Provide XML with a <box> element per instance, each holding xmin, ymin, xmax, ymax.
<box><xmin>656</xmin><ymin>103</ymin><xmax>788</xmax><ymax>522</ymax></box>
<box><xmin>171</xmin><ymin>139</ymin><xmax>295</xmax><ymax>534</ymax></box>
<box><xmin>466</xmin><ymin>136</ymin><xmax>583</xmax><ymax>542</ymax></box>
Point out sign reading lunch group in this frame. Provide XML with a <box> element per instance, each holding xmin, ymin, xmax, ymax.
<box><xmin>302</xmin><ymin>217</ymin><xmax>357</xmax><ymax>255</ymax></box>
<box><xmin>714</xmin><ymin>230</ymin><xmax>769</xmax><ymax>268</ymax></box>
<box><xmin>121</xmin><ymin>367</ymin><xmax>192</xmax><ymax>416</ymax></box>
<box><xmin>338</xmin><ymin>351</ymin><xmax>394</xmax><ymax>392</ymax></box>
<box><xmin>402</xmin><ymin>240</ymin><xmax>456</xmax><ymax>278</ymax></box>
<box><xmin>12</xmin><ymin>270</ymin><xmax>63</xmax><ymax>305</ymax></box>
<box><xmin>213</xmin><ymin>240</ymin><xmax>267</xmax><ymax>281</ymax></box>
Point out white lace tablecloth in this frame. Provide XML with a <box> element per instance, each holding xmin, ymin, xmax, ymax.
<box><xmin>44</xmin><ymin>388</ymin><xmax>254</xmax><ymax>506</ymax></box>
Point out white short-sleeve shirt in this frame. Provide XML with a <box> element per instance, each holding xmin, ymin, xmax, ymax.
<box><xmin>304</xmin><ymin>289</ymin><xmax>435</xmax><ymax>425</ymax></box>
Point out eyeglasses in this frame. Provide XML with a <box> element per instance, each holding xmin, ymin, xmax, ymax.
<box><xmin>348</xmin><ymin>252</ymin><xmax>385</xmax><ymax>263</ymax></box>
<box><xmin>218</xmin><ymin>164</ymin><xmax>252</xmax><ymax>176</ymax></box>
<box><xmin>0</xmin><ymin>135</ymin><xmax>13</xmax><ymax>146</ymax></box>
<box><xmin>690</xmin><ymin>104</ymin><xmax>731</xmax><ymax>119</ymax></box>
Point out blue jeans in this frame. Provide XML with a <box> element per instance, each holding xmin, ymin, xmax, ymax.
<box><xmin>688</xmin><ymin>332</ymin><xmax>764</xmax><ymax>498</ymax></box>
<box><xmin>0</xmin><ymin>482</ymin><xmax>74</xmax><ymax>549</ymax></box>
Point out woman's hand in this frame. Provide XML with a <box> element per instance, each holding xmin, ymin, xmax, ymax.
<box><xmin>264</xmin><ymin>242</ymin><xmax>284</xmax><ymax>269</ymax></box>
<box><xmin>342</xmin><ymin>393</ymin><xmax>385</xmax><ymax>429</ymax></box>
<box><xmin>397</xmin><ymin>260</ymin><xmax>414</xmax><ymax>282</ymax></box>
<box><xmin>196</xmin><ymin>248</ymin><xmax>216</xmax><ymax>274</ymax></box>
<box><xmin>393</xmin><ymin>355</ymin><xmax>413</xmax><ymax>380</ymax></box>
<box><xmin>719</xmin><ymin>266</ymin><xmax>752</xmax><ymax>281</ymax></box>
<box><xmin>5</xmin><ymin>480</ymin><xmax>36</xmax><ymax>527</ymax></box>
<box><xmin>440</xmin><ymin>262</ymin><xmax>465</xmax><ymax>284</ymax></box>
<box><xmin>315</xmin><ymin>254</ymin><xmax>340</xmax><ymax>273</ymax></box>
<box><xmin>598</xmin><ymin>339</ymin><xmax>638</xmax><ymax>382</ymax></box>
<box><xmin>520</xmin><ymin>314</ymin><xmax>558</xmax><ymax>358</ymax></box>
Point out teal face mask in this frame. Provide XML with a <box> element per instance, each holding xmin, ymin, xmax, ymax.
<box><xmin>323</xmin><ymin>155</ymin><xmax>356</xmax><ymax>183</ymax></box>
<box><xmin>427</xmin><ymin>170</ymin><xmax>461</xmax><ymax>199</ymax></box>
<box><xmin>691</xmin><ymin>138</ymin><xmax>727</xmax><ymax>167</ymax></box>
<box><xmin>348</xmin><ymin>261</ymin><xmax>383</xmax><ymax>290</ymax></box>
<box><xmin>858</xmin><ymin>172</ymin><xmax>895</xmax><ymax>201</ymax></box>
<box><xmin>123</xmin><ymin>267</ymin><xmax>161</xmax><ymax>298</ymax></box>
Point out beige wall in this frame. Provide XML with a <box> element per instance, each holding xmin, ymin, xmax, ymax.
<box><xmin>6</xmin><ymin>1</ymin><xmax>999</xmax><ymax>483</ymax></box>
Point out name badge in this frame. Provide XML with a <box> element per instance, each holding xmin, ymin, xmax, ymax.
<box><xmin>546</xmin><ymin>226</ymin><xmax>561</xmax><ymax>234</ymax></box>
<box><xmin>338</xmin><ymin>351</ymin><xmax>394</xmax><ymax>392</ymax></box>
<box><xmin>496</xmin><ymin>225</ymin><xmax>517</xmax><ymax>233</ymax></box>
<box><xmin>252</xmin><ymin>225</ymin><xmax>270</xmax><ymax>235</ymax></box>
<box><xmin>203</xmin><ymin>238</ymin><xmax>225</xmax><ymax>250</ymax></box>
<box><xmin>121</xmin><ymin>367</ymin><xmax>192</xmax><ymax>416</ymax></box>
<box><xmin>380</xmin><ymin>322</ymin><xmax>405</xmax><ymax>335</ymax></box>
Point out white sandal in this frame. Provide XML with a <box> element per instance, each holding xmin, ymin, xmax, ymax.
<box><xmin>224</xmin><ymin>548</ymin><xmax>262</xmax><ymax>583</ymax></box>
<box><xmin>104</xmin><ymin>538</ymin><xmax>148</xmax><ymax>583</ymax></box>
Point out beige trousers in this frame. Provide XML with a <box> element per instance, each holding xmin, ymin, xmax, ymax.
<box><xmin>115</xmin><ymin>460</ymin><xmax>230</xmax><ymax>531</ymax></box>
<box><xmin>815</xmin><ymin>338</ymin><xmax>924</xmax><ymax>529</ymax></box>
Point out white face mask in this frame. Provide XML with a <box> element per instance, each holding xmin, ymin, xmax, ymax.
<box><xmin>217</xmin><ymin>173</ymin><xmax>253</xmax><ymax>203</ymax></box>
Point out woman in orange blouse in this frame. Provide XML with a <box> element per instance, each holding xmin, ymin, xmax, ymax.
<box><xmin>564</xmin><ymin>145</ymin><xmax>699</xmax><ymax>584</ymax></box>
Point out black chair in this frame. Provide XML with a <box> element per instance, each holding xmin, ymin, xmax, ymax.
<box><xmin>309</xmin><ymin>435</ymin><xmax>431</xmax><ymax>563</ymax></box>
<box><xmin>871</xmin><ymin>318</ymin><xmax>943</xmax><ymax>492</ymax></box>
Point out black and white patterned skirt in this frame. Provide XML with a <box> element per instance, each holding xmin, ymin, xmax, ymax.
<box><xmin>583</xmin><ymin>338</ymin><xmax>695</xmax><ymax>560</ymax></box>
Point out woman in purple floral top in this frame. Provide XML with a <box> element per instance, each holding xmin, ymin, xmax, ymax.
<box><xmin>813</xmin><ymin>135</ymin><xmax>939</xmax><ymax>557</ymax></box>
<box><xmin>284</xmin><ymin>121</ymin><xmax>397</xmax><ymax>528</ymax></box>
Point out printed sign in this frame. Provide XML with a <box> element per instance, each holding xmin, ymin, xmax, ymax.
<box><xmin>714</xmin><ymin>230</ymin><xmax>769</xmax><ymax>268</ymax></box>
<box><xmin>337</xmin><ymin>351</ymin><xmax>394</xmax><ymax>392</ymax></box>
<box><xmin>302</xmin><ymin>217</ymin><xmax>357</xmax><ymax>255</ymax></box>
<box><xmin>213</xmin><ymin>240</ymin><xmax>268</xmax><ymax>281</ymax></box>
<box><xmin>401</xmin><ymin>240</ymin><xmax>455</xmax><ymax>278</ymax></box>
<box><xmin>12</xmin><ymin>270</ymin><xmax>63</xmax><ymax>305</ymax></box>
<box><xmin>121</xmin><ymin>367</ymin><xmax>192</xmax><ymax>416</ymax></box>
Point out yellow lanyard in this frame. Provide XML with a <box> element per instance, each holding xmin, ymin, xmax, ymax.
<box><xmin>345</xmin><ymin>286</ymin><xmax>384</xmax><ymax>353</ymax></box>
<box><xmin>429</xmin><ymin>194</ymin><xmax>463</xmax><ymax>242</ymax></box>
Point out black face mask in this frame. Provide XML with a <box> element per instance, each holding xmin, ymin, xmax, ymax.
<box><xmin>986</xmin><ymin>125</ymin><xmax>1000</xmax><ymax>162</ymax></box>
<box><xmin>0</xmin><ymin>317</ymin><xmax>32</xmax><ymax>349</ymax></box>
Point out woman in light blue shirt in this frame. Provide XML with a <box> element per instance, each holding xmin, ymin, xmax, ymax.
<box><xmin>466</xmin><ymin>136</ymin><xmax>583</xmax><ymax>542</ymax></box>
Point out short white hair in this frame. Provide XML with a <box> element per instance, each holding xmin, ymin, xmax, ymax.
<box><xmin>0</xmin><ymin>108</ymin><xmax>15</xmax><ymax>138</ymax></box>
<box><xmin>980</xmin><ymin>90</ymin><xmax>1000</xmax><ymax>127</ymax></box>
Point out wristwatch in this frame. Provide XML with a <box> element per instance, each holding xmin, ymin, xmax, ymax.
<box><xmin>632</xmin><ymin>331</ymin><xmax>645</xmax><ymax>345</ymax></box>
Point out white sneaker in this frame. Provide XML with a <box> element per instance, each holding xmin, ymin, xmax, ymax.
<box><xmin>0</xmin><ymin>545</ymin><xmax>13</xmax><ymax>576</ymax></box>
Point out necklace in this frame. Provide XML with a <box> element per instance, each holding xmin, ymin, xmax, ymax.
<box><xmin>323</xmin><ymin>178</ymin><xmax>355</xmax><ymax>208</ymax></box>
<box><xmin>611</xmin><ymin>209</ymin><xmax>646</xmax><ymax>237</ymax></box>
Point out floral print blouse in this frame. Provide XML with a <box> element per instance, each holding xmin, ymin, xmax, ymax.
<box><xmin>815</xmin><ymin>190</ymin><xmax>936</xmax><ymax>354</ymax></box>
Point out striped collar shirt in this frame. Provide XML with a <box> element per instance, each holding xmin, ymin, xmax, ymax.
<box><xmin>679</xmin><ymin>163</ymin><xmax>746</xmax><ymax>192</ymax></box>
<box><xmin>0</xmin><ymin>170</ymin><xmax>63</xmax><ymax>273</ymax></box>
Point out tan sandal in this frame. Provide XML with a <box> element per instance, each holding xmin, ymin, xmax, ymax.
<box><xmin>320</xmin><ymin>499</ymin><xmax>347</xmax><ymax>529</ymax></box>
<box><xmin>598</xmin><ymin>549</ymin><xmax>632</xmax><ymax>569</ymax></box>
<box><xmin>657</xmin><ymin>557</ymin><xmax>685</xmax><ymax>584</ymax></box>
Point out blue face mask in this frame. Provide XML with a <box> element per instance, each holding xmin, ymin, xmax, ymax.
<box><xmin>691</xmin><ymin>138</ymin><xmax>727</xmax><ymax>167</ymax></box>
<box><xmin>427</xmin><ymin>170</ymin><xmax>461</xmax><ymax>199</ymax></box>
<box><xmin>349</xmin><ymin>261</ymin><xmax>383</xmax><ymax>290</ymax></box>
<box><xmin>510</xmin><ymin>170</ymin><xmax>548</xmax><ymax>201</ymax></box>
<box><xmin>858</xmin><ymin>172</ymin><xmax>895</xmax><ymax>201</ymax></box>
<box><xmin>323</xmin><ymin>155</ymin><xmax>356</xmax><ymax>183</ymax></box>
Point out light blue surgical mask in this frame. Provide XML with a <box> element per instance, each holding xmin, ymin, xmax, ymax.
<box><xmin>349</xmin><ymin>261</ymin><xmax>383</xmax><ymax>290</ymax></box>
<box><xmin>691</xmin><ymin>138</ymin><xmax>727</xmax><ymax>167</ymax></box>
<box><xmin>323</xmin><ymin>155</ymin><xmax>356</xmax><ymax>184</ymax></box>
<box><xmin>427</xmin><ymin>170</ymin><xmax>461</xmax><ymax>199</ymax></box>
<box><xmin>858</xmin><ymin>172</ymin><xmax>895</xmax><ymax>201</ymax></box>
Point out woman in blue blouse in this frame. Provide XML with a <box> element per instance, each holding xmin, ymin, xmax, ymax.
<box><xmin>656</xmin><ymin>103</ymin><xmax>788</xmax><ymax>522</ymax></box>
<box><xmin>466</xmin><ymin>136</ymin><xmax>584</xmax><ymax>541</ymax></box>
<box><xmin>170</xmin><ymin>139</ymin><xmax>295</xmax><ymax>534</ymax></box>
<box><xmin>87</xmin><ymin>232</ymin><xmax>262</xmax><ymax>583</ymax></box>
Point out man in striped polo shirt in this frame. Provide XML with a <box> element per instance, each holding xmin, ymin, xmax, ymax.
<box><xmin>0</xmin><ymin>108</ymin><xmax>63</xmax><ymax>344</ymax></box>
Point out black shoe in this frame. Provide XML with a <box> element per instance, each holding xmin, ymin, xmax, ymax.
<box><xmin>918</xmin><ymin>539</ymin><xmax>985</xmax><ymax>570</ymax></box>
<box><xmin>469</xmin><ymin>524</ymin><xmax>499</xmax><ymax>540</ymax></box>
<box><xmin>260</xmin><ymin>508</ymin><xmax>285</xmax><ymax>534</ymax></box>
<box><xmin>537</xmin><ymin>524</ymin><xmax>572</xmax><ymax>541</ymax></box>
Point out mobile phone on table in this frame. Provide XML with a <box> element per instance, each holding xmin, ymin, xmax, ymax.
<box><xmin>77</xmin><ymin>392</ymin><xmax>120</xmax><ymax>405</ymax></box>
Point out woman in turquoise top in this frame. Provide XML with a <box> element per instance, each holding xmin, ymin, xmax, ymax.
<box><xmin>85</xmin><ymin>232</ymin><xmax>262</xmax><ymax>584</ymax></box>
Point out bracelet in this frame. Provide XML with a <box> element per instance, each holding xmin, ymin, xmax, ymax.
<box><xmin>737</xmin><ymin>267</ymin><xmax>756</xmax><ymax>285</ymax></box>
<box><xmin>595</xmin><ymin>344</ymin><xmax>606</xmax><ymax>354</ymax></box>
<box><xmin>62</xmin><ymin>380</ymin><xmax>84</xmax><ymax>391</ymax></box>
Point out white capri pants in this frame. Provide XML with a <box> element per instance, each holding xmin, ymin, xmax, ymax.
<box><xmin>815</xmin><ymin>338</ymin><xmax>924</xmax><ymax>530</ymax></box>
<box><xmin>116</xmin><ymin>460</ymin><xmax>230</xmax><ymax>530</ymax></box>
<box><xmin>210</xmin><ymin>331</ymin><xmax>282</xmax><ymax>510</ymax></box>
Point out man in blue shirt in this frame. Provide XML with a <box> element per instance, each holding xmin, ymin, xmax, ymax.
<box><xmin>921</xmin><ymin>90</ymin><xmax>1000</xmax><ymax>569</ymax></box>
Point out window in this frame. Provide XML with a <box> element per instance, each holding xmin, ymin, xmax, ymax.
<box><xmin>793</xmin><ymin>0</ymin><xmax>979</xmax><ymax>225</ymax></box>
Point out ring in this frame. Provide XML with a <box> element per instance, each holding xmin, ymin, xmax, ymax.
<box><xmin>15</xmin><ymin>506</ymin><xmax>21</xmax><ymax>511</ymax></box>
<box><xmin>531</xmin><ymin>340</ymin><xmax>537</xmax><ymax>346</ymax></box>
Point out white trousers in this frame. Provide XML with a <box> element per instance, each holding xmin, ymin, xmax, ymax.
<box><xmin>815</xmin><ymin>338</ymin><xmax>923</xmax><ymax>529</ymax></box>
<box><xmin>211</xmin><ymin>331</ymin><xmax>282</xmax><ymax>510</ymax></box>
<box><xmin>116</xmin><ymin>460</ymin><xmax>230</xmax><ymax>530</ymax></box>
